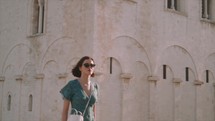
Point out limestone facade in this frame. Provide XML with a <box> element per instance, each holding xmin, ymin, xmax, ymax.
<box><xmin>0</xmin><ymin>0</ymin><xmax>215</xmax><ymax>121</ymax></box>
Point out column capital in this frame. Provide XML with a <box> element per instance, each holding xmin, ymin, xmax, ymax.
<box><xmin>194</xmin><ymin>80</ymin><xmax>204</xmax><ymax>85</ymax></box>
<box><xmin>57</xmin><ymin>73</ymin><xmax>68</xmax><ymax>79</ymax></box>
<box><xmin>120</xmin><ymin>73</ymin><xmax>133</xmax><ymax>79</ymax></box>
<box><xmin>148</xmin><ymin>76</ymin><xmax>159</xmax><ymax>82</ymax></box>
<box><xmin>15</xmin><ymin>75</ymin><xmax>23</xmax><ymax>81</ymax></box>
<box><xmin>0</xmin><ymin>76</ymin><xmax>5</xmax><ymax>81</ymax></box>
<box><xmin>173</xmin><ymin>78</ymin><xmax>183</xmax><ymax>84</ymax></box>
<box><xmin>35</xmin><ymin>73</ymin><xmax>45</xmax><ymax>79</ymax></box>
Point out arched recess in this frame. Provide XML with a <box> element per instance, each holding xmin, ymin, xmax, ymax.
<box><xmin>157</xmin><ymin>45</ymin><xmax>197</xmax><ymax>121</ymax></box>
<box><xmin>205</xmin><ymin>53</ymin><xmax>215</xmax><ymax>78</ymax></box>
<box><xmin>200</xmin><ymin>53</ymin><xmax>215</xmax><ymax>121</ymax></box>
<box><xmin>200</xmin><ymin>70</ymin><xmax>215</xmax><ymax>121</ymax></box>
<box><xmin>157</xmin><ymin>45</ymin><xmax>197</xmax><ymax>79</ymax></box>
<box><xmin>124</xmin><ymin>61</ymin><xmax>150</xmax><ymax>121</ymax></box>
<box><xmin>2</xmin><ymin>65</ymin><xmax>21</xmax><ymax>121</ymax></box>
<box><xmin>2</xmin><ymin>43</ymin><xmax>35</xmax><ymax>75</ymax></box>
<box><xmin>19</xmin><ymin>62</ymin><xmax>40</xmax><ymax>121</ymax></box>
<box><xmin>41</xmin><ymin>60</ymin><xmax>61</xmax><ymax>121</ymax></box>
<box><xmin>179</xmin><ymin>67</ymin><xmax>196</xmax><ymax>121</ymax></box>
<box><xmin>97</xmin><ymin>57</ymin><xmax>122</xmax><ymax>121</ymax></box>
<box><xmin>107</xmin><ymin>35</ymin><xmax>151</xmax><ymax>74</ymax></box>
<box><xmin>157</xmin><ymin>65</ymin><xmax>174</xmax><ymax>121</ymax></box>
<box><xmin>40</xmin><ymin>37</ymin><xmax>81</xmax><ymax>73</ymax></box>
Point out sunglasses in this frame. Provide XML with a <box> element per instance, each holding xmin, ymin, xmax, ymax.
<box><xmin>83</xmin><ymin>63</ymin><xmax>96</xmax><ymax>68</ymax></box>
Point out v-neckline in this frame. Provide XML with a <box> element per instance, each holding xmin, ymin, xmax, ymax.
<box><xmin>77</xmin><ymin>79</ymin><xmax>92</xmax><ymax>97</ymax></box>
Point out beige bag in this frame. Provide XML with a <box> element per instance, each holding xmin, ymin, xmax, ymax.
<box><xmin>67</xmin><ymin>114</ymin><xmax>83</xmax><ymax>121</ymax></box>
<box><xmin>68</xmin><ymin>92</ymin><xmax>92</xmax><ymax>121</ymax></box>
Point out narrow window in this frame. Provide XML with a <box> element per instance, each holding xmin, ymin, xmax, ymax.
<box><xmin>32</xmin><ymin>0</ymin><xmax>40</xmax><ymax>34</ymax></box>
<box><xmin>163</xmin><ymin>65</ymin><xmax>167</xmax><ymax>79</ymax></box>
<box><xmin>32</xmin><ymin>0</ymin><xmax>45</xmax><ymax>35</ymax></box>
<box><xmin>28</xmin><ymin>95</ymin><xmax>33</xmax><ymax>111</ymax></box>
<box><xmin>206</xmin><ymin>70</ymin><xmax>209</xmax><ymax>83</ymax></box>
<box><xmin>167</xmin><ymin>0</ymin><xmax>177</xmax><ymax>10</ymax></box>
<box><xmin>202</xmin><ymin>0</ymin><xmax>212</xmax><ymax>19</ymax></box>
<box><xmin>185</xmin><ymin>67</ymin><xmax>189</xmax><ymax>81</ymax></box>
<box><xmin>7</xmin><ymin>95</ymin><xmax>11</xmax><ymax>111</ymax></box>
<box><xmin>110</xmin><ymin>57</ymin><xmax>112</xmax><ymax>74</ymax></box>
<box><xmin>167</xmin><ymin>0</ymin><xmax>172</xmax><ymax>9</ymax></box>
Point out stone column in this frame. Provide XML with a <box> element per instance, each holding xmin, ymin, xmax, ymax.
<box><xmin>194</xmin><ymin>80</ymin><xmax>204</xmax><ymax>121</ymax></box>
<box><xmin>148</xmin><ymin>76</ymin><xmax>159</xmax><ymax>121</ymax></box>
<box><xmin>0</xmin><ymin>76</ymin><xmax>5</xmax><ymax>121</ymax></box>
<box><xmin>121</xmin><ymin>73</ymin><xmax>133</xmax><ymax>121</ymax></box>
<box><xmin>15</xmin><ymin>74</ymin><xmax>24</xmax><ymax>121</ymax></box>
<box><xmin>173</xmin><ymin>78</ymin><xmax>182</xmax><ymax>121</ymax></box>
<box><xmin>34</xmin><ymin>73</ymin><xmax>45</xmax><ymax>121</ymax></box>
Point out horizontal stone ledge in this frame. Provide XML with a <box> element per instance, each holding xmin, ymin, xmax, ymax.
<box><xmin>194</xmin><ymin>80</ymin><xmax>204</xmax><ymax>85</ymax></box>
<box><xmin>57</xmin><ymin>73</ymin><xmax>68</xmax><ymax>79</ymax></box>
<box><xmin>0</xmin><ymin>76</ymin><xmax>5</xmax><ymax>81</ymax></box>
<box><xmin>120</xmin><ymin>73</ymin><xmax>133</xmax><ymax>79</ymax></box>
<box><xmin>34</xmin><ymin>73</ymin><xmax>45</xmax><ymax>79</ymax></box>
<box><xmin>148</xmin><ymin>76</ymin><xmax>159</xmax><ymax>82</ymax></box>
<box><xmin>173</xmin><ymin>78</ymin><xmax>183</xmax><ymax>83</ymax></box>
<box><xmin>15</xmin><ymin>75</ymin><xmax>23</xmax><ymax>81</ymax></box>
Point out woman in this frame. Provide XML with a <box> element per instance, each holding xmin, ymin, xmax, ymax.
<box><xmin>60</xmin><ymin>56</ymin><xmax>99</xmax><ymax>121</ymax></box>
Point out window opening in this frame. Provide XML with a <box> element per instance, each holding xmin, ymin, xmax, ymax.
<box><xmin>206</xmin><ymin>70</ymin><xmax>209</xmax><ymax>83</ymax></box>
<box><xmin>163</xmin><ymin>65</ymin><xmax>167</xmax><ymax>79</ymax></box>
<box><xmin>28</xmin><ymin>95</ymin><xmax>33</xmax><ymax>111</ymax></box>
<box><xmin>32</xmin><ymin>0</ymin><xmax>45</xmax><ymax>35</ymax></box>
<box><xmin>167</xmin><ymin>0</ymin><xmax>177</xmax><ymax>10</ymax></box>
<box><xmin>202</xmin><ymin>0</ymin><xmax>213</xmax><ymax>19</ymax></box>
<box><xmin>7</xmin><ymin>95</ymin><xmax>11</xmax><ymax>111</ymax></box>
<box><xmin>185</xmin><ymin>67</ymin><xmax>189</xmax><ymax>81</ymax></box>
<box><xmin>110</xmin><ymin>57</ymin><xmax>112</xmax><ymax>74</ymax></box>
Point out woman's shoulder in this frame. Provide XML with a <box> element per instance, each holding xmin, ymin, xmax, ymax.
<box><xmin>68</xmin><ymin>79</ymin><xmax>79</xmax><ymax>85</ymax></box>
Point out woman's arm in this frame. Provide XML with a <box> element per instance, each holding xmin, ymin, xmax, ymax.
<box><xmin>61</xmin><ymin>99</ymin><xmax>70</xmax><ymax>121</ymax></box>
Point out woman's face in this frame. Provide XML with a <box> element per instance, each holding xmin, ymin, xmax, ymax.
<box><xmin>80</xmin><ymin>59</ymin><xmax>95</xmax><ymax>76</ymax></box>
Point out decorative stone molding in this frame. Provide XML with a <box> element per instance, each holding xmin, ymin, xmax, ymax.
<box><xmin>148</xmin><ymin>76</ymin><xmax>159</xmax><ymax>82</ymax></box>
<box><xmin>35</xmin><ymin>73</ymin><xmax>45</xmax><ymax>79</ymax></box>
<box><xmin>194</xmin><ymin>80</ymin><xmax>204</xmax><ymax>85</ymax></box>
<box><xmin>57</xmin><ymin>73</ymin><xmax>68</xmax><ymax>79</ymax></box>
<box><xmin>173</xmin><ymin>78</ymin><xmax>183</xmax><ymax>84</ymax></box>
<box><xmin>0</xmin><ymin>76</ymin><xmax>5</xmax><ymax>81</ymax></box>
<box><xmin>120</xmin><ymin>73</ymin><xmax>133</xmax><ymax>79</ymax></box>
<box><xmin>125</xmin><ymin>0</ymin><xmax>137</xmax><ymax>3</ymax></box>
<box><xmin>15</xmin><ymin>75</ymin><xmax>23</xmax><ymax>81</ymax></box>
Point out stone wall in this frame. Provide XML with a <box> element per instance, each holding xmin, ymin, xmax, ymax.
<box><xmin>0</xmin><ymin>0</ymin><xmax>215</xmax><ymax>121</ymax></box>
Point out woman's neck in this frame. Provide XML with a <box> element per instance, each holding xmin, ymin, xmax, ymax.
<box><xmin>79</xmin><ymin>75</ymin><xmax>90</xmax><ymax>84</ymax></box>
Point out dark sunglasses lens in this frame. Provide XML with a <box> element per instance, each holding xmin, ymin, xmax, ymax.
<box><xmin>83</xmin><ymin>63</ymin><xmax>95</xmax><ymax>68</ymax></box>
<box><xmin>84</xmin><ymin>63</ymin><xmax>90</xmax><ymax>68</ymax></box>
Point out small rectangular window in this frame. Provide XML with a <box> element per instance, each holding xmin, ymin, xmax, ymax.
<box><xmin>110</xmin><ymin>57</ymin><xmax>113</xmax><ymax>74</ymax></box>
<box><xmin>166</xmin><ymin>0</ymin><xmax>186</xmax><ymax>13</ymax></box>
<box><xmin>30</xmin><ymin>0</ymin><xmax>45</xmax><ymax>36</ymax></box>
<box><xmin>7</xmin><ymin>95</ymin><xmax>11</xmax><ymax>111</ymax></box>
<box><xmin>163</xmin><ymin>65</ymin><xmax>167</xmax><ymax>79</ymax></box>
<box><xmin>206</xmin><ymin>70</ymin><xmax>209</xmax><ymax>83</ymax></box>
<box><xmin>185</xmin><ymin>67</ymin><xmax>189</xmax><ymax>81</ymax></box>
<box><xmin>201</xmin><ymin>0</ymin><xmax>215</xmax><ymax>21</ymax></box>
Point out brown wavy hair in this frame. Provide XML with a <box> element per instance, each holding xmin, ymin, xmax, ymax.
<box><xmin>72</xmin><ymin>56</ymin><xmax>95</xmax><ymax>77</ymax></box>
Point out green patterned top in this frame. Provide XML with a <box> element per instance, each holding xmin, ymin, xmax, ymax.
<box><xmin>60</xmin><ymin>79</ymin><xmax>99</xmax><ymax>121</ymax></box>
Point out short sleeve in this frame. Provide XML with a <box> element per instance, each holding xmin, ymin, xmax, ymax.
<box><xmin>60</xmin><ymin>81</ymin><xmax>74</xmax><ymax>101</ymax></box>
